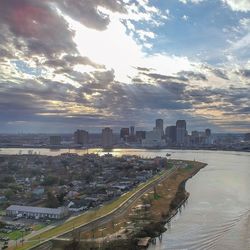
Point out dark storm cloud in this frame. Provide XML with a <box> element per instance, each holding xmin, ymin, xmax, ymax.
<box><xmin>44</xmin><ymin>55</ymin><xmax>105</xmax><ymax>75</ymax></box>
<box><xmin>0</xmin><ymin>0</ymin><xmax>76</xmax><ymax>57</ymax></box>
<box><xmin>0</xmin><ymin>79</ymin><xmax>85</xmax><ymax>105</ymax></box>
<box><xmin>0</xmin><ymin>48</ymin><xmax>13</xmax><ymax>59</ymax></box>
<box><xmin>202</xmin><ymin>65</ymin><xmax>229</xmax><ymax>80</ymax></box>
<box><xmin>55</xmin><ymin>0</ymin><xmax>127</xmax><ymax>31</ymax></box>
<box><xmin>237</xmin><ymin>69</ymin><xmax>250</xmax><ymax>78</ymax></box>
<box><xmin>62</xmin><ymin>55</ymin><xmax>105</xmax><ymax>69</ymax></box>
<box><xmin>211</xmin><ymin>68</ymin><xmax>229</xmax><ymax>80</ymax></box>
<box><xmin>0</xmin><ymin>0</ymin><xmax>127</xmax><ymax>60</ymax></box>
<box><xmin>186</xmin><ymin>85</ymin><xmax>250</xmax><ymax>117</ymax></box>
<box><xmin>236</xmin><ymin>107</ymin><xmax>250</xmax><ymax>114</ymax></box>
<box><xmin>177</xmin><ymin>71</ymin><xmax>208</xmax><ymax>81</ymax></box>
<box><xmin>134</xmin><ymin>69</ymin><xmax>207</xmax><ymax>84</ymax></box>
<box><xmin>185</xmin><ymin>88</ymin><xmax>215</xmax><ymax>104</ymax></box>
<box><xmin>142</xmin><ymin>72</ymin><xmax>188</xmax><ymax>82</ymax></box>
<box><xmin>98</xmin><ymin>82</ymin><xmax>191</xmax><ymax>111</ymax></box>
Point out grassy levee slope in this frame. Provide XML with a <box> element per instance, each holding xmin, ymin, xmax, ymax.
<box><xmin>15</xmin><ymin>170</ymin><xmax>168</xmax><ymax>250</ymax></box>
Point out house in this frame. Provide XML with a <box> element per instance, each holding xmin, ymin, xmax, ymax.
<box><xmin>32</xmin><ymin>187</ymin><xmax>45</xmax><ymax>197</ymax></box>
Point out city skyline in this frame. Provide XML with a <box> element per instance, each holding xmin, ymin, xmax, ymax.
<box><xmin>0</xmin><ymin>0</ymin><xmax>249</xmax><ymax>133</ymax></box>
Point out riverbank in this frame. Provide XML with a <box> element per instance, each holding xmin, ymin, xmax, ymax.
<box><xmin>50</xmin><ymin>160</ymin><xmax>207</xmax><ymax>250</ymax></box>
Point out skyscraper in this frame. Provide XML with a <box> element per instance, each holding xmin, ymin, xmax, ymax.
<box><xmin>120</xmin><ymin>128</ymin><xmax>130</xmax><ymax>141</ymax></box>
<box><xmin>130</xmin><ymin>126</ymin><xmax>135</xmax><ymax>136</ymax></box>
<box><xmin>74</xmin><ymin>130</ymin><xmax>89</xmax><ymax>145</ymax></box>
<box><xmin>136</xmin><ymin>131</ymin><xmax>146</xmax><ymax>143</ymax></box>
<box><xmin>165</xmin><ymin>126</ymin><xmax>176</xmax><ymax>144</ymax></box>
<box><xmin>155</xmin><ymin>119</ymin><xmax>164</xmax><ymax>136</ymax></box>
<box><xmin>176</xmin><ymin>120</ymin><xmax>187</xmax><ymax>145</ymax></box>
<box><xmin>205</xmin><ymin>128</ymin><xmax>211</xmax><ymax>137</ymax></box>
<box><xmin>101</xmin><ymin>127</ymin><xmax>113</xmax><ymax>148</ymax></box>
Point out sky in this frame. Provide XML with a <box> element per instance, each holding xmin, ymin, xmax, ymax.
<box><xmin>0</xmin><ymin>0</ymin><xmax>250</xmax><ymax>133</ymax></box>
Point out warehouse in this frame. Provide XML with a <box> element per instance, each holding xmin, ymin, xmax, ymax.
<box><xmin>6</xmin><ymin>205</ymin><xmax>69</xmax><ymax>220</ymax></box>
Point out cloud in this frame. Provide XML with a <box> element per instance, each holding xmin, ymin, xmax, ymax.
<box><xmin>177</xmin><ymin>71</ymin><xmax>207</xmax><ymax>81</ymax></box>
<box><xmin>55</xmin><ymin>0</ymin><xmax>127</xmax><ymax>31</ymax></box>
<box><xmin>222</xmin><ymin>0</ymin><xmax>250</xmax><ymax>12</ymax></box>
<box><xmin>0</xmin><ymin>0</ymin><xmax>77</xmax><ymax>57</ymax></box>
<box><xmin>210</xmin><ymin>69</ymin><xmax>229</xmax><ymax>80</ymax></box>
<box><xmin>236</xmin><ymin>69</ymin><xmax>250</xmax><ymax>78</ymax></box>
<box><xmin>179</xmin><ymin>0</ymin><xmax>204</xmax><ymax>4</ymax></box>
<box><xmin>44</xmin><ymin>55</ymin><xmax>105</xmax><ymax>72</ymax></box>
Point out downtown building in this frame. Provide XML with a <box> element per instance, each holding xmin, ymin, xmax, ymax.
<box><xmin>176</xmin><ymin>120</ymin><xmax>187</xmax><ymax>146</ymax></box>
<box><xmin>120</xmin><ymin>128</ymin><xmax>130</xmax><ymax>141</ymax></box>
<box><xmin>101</xmin><ymin>127</ymin><xmax>113</xmax><ymax>148</ymax></box>
<box><xmin>155</xmin><ymin>119</ymin><xmax>164</xmax><ymax>137</ymax></box>
<box><xmin>74</xmin><ymin>129</ymin><xmax>89</xmax><ymax>145</ymax></box>
<box><xmin>165</xmin><ymin>125</ymin><xmax>176</xmax><ymax>145</ymax></box>
<box><xmin>142</xmin><ymin>129</ymin><xmax>166</xmax><ymax>148</ymax></box>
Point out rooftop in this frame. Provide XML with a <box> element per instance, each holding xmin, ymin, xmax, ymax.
<box><xmin>6</xmin><ymin>205</ymin><xmax>67</xmax><ymax>215</ymax></box>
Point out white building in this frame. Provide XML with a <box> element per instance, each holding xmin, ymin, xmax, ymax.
<box><xmin>142</xmin><ymin>129</ymin><xmax>166</xmax><ymax>148</ymax></box>
<box><xmin>6</xmin><ymin>205</ymin><xmax>68</xmax><ymax>220</ymax></box>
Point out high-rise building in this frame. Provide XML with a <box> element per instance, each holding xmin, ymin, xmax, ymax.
<box><xmin>101</xmin><ymin>127</ymin><xmax>113</xmax><ymax>148</ymax></box>
<box><xmin>120</xmin><ymin>128</ymin><xmax>130</xmax><ymax>141</ymax></box>
<box><xmin>142</xmin><ymin>129</ymin><xmax>166</xmax><ymax>147</ymax></box>
<box><xmin>165</xmin><ymin>126</ymin><xmax>176</xmax><ymax>144</ymax></box>
<box><xmin>205</xmin><ymin>128</ymin><xmax>211</xmax><ymax>137</ymax></box>
<box><xmin>130</xmin><ymin>126</ymin><xmax>135</xmax><ymax>136</ymax></box>
<box><xmin>49</xmin><ymin>136</ymin><xmax>62</xmax><ymax>145</ymax></box>
<box><xmin>74</xmin><ymin>130</ymin><xmax>89</xmax><ymax>145</ymax></box>
<box><xmin>136</xmin><ymin>131</ymin><xmax>146</xmax><ymax>142</ymax></box>
<box><xmin>205</xmin><ymin>128</ymin><xmax>213</xmax><ymax>145</ymax></box>
<box><xmin>176</xmin><ymin>120</ymin><xmax>187</xmax><ymax>145</ymax></box>
<box><xmin>155</xmin><ymin>119</ymin><xmax>164</xmax><ymax>136</ymax></box>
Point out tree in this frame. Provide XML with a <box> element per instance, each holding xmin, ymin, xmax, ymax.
<box><xmin>42</xmin><ymin>175</ymin><xmax>59</xmax><ymax>186</ymax></box>
<box><xmin>46</xmin><ymin>191</ymin><xmax>59</xmax><ymax>208</ymax></box>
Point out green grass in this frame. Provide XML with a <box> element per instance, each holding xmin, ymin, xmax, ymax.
<box><xmin>154</xmin><ymin>194</ymin><xmax>161</xmax><ymax>200</ymax></box>
<box><xmin>186</xmin><ymin>164</ymin><xmax>193</xmax><ymax>169</ymax></box>
<box><xmin>16</xmin><ymin>169</ymin><xmax>169</xmax><ymax>250</ymax></box>
<box><xmin>0</xmin><ymin>230</ymin><xmax>27</xmax><ymax>240</ymax></box>
<box><xmin>0</xmin><ymin>209</ymin><xmax>5</xmax><ymax>216</ymax></box>
<box><xmin>32</xmin><ymin>224</ymin><xmax>46</xmax><ymax>231</ymax></box>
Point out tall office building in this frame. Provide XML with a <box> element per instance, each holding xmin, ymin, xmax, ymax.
<box><xmin>136</xmin><ymin>131</ymin><xmax>146</xmax><ymax>142</ymax></box>
<box><xmin>205</xmin><ymin>128</ymin><xmax>212</xmax><ymax>145</ymax></box>
<box><xmin>120</xmin><ymin>128</ymin><xmax>130</xmax><ymax>141</ymax></box>
<box><xmin>176</xmin><ymin>120</ymin><xmax>187</xmax><ymax>145</ymax></box>
<box><xmin>101</xmin><ymin>127</ymin><xmax>113</xmax><ymax>148</ymax></box>
<box><xmin>165</xmin><ymin>126</ymin><xmax>176</xmax><ymax>144</ymax></box>
<box><xmin>205</xmin><ymin>128</ymin><xmax>211</xmax><ymax>137</ymax></box>
<box><xmin>74</xmin><ymin>130</ymin><xmax>89</xmax><ymax>145</ymax></box>
<box><xmin>130</xmin><ymin>126</ymin><xmax>135</xmax><ymax>136</ymax></box>
<box><xmin>155</xmin><ymin>119</ymin><xmax>164</xmax><ymax>136</ymax></box>
<box><xmin>142</xmin><ymin>129</ymin><xmax>166</xmax><ymax>147</ymax></box>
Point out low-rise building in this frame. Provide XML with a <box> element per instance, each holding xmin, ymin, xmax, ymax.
<box><xmin>6</xmin><ymin>205</ymin><xmax>68</xmax><ymax>219</ymax></box>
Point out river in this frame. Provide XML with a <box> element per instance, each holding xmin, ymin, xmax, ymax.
<box><xmin>0</xmin><ymin>148</ymin><xmax>249</xmax><ymax>249</ymax></box>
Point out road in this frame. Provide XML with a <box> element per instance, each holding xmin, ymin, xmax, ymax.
<box><xmin>16</xmin><ymin>166</ymin><xmax>178</xmax><ymax>250</ymax></box>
